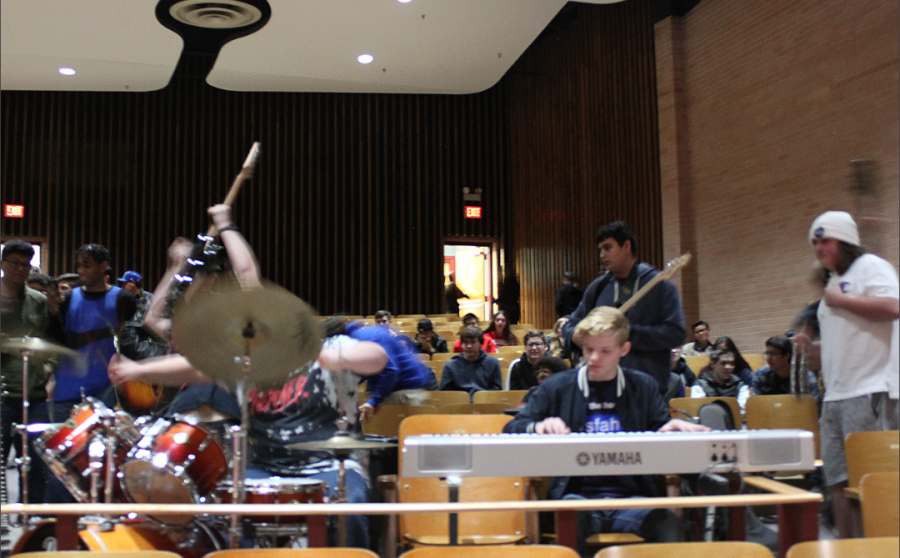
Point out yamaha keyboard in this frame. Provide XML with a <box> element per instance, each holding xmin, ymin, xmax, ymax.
<box><xmin>402</xmin><ymin>429</ymin><xmax>815</xmax><ymax>478</ymax></box>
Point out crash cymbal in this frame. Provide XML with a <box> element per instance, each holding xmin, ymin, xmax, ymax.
<box><xmin>171</xmin><ymin>279</ymin><xmax>322</xmax><ymax>388</ymax></box>
<box><xmin>1</xmin><ymin>336</ymin><xmax>79</xmax><ymax>359</ymax></box>
<box><xmin>288</xmin><ymin>431</ymin><xmax>398</xmax><ymax>451</ymax></box>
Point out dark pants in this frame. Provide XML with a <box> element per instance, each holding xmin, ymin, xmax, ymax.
<box><xmin>563</xmin><ymin>494</ymin><xmax>682</xmax><ymax>557</ymax></box>
<box><xmin>1</xmin><ymin>398</ymin><xmax>51</xmax><ymax>503</ymax></box>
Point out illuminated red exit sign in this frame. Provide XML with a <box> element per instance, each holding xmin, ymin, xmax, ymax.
<box><xmin>465</xmin><ymin>206</ymin><xmax>482</xmax><ymax>219</ymax></box>
<box><xmin>4</xmin><ymin>204</ymin><xmax>24</xmax><ymax>218</ymax></box>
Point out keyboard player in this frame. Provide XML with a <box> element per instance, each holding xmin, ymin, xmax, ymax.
<box><xmin>504</xmin><ymin>307</ymin><xmax>708</xmax><ymax>556</ymax></box>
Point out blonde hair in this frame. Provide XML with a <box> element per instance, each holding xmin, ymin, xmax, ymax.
<box><xmin>573</xmin><ymin>306</ymin><xmax>630</xmax><ymax>346</ymax></box>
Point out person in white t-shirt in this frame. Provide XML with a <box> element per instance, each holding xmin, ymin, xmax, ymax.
<box><xmin>799</xmin><ymin>210</ymin><xmax>899</xmax><ymax>539</ymax></box>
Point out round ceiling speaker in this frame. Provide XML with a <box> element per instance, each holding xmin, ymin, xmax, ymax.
<box><xmin>169</xmin><ymin>0</ymin><xmax>263</xmax><ymax>29</ymax></box>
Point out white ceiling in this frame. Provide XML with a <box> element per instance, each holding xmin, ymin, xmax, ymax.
<box><xmin>1</xmin><ymin>0</ymin><xmax>621</xmax><ymax>94</ymax></box>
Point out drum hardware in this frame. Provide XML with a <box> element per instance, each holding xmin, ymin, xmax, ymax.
<box><xmin>2</xmin><ymin>335</ymin><xmax>82</xmax><ymax>527</ymax></box>
<box><xmin>36</xmin><ymin>397</ymin><xmax>140</xmax><ymax>505</ymax></box>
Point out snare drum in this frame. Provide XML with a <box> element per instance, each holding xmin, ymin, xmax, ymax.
<box><xmin>120</xmin><ymin>415</ymin><xmax>228</xmax><ymax>524</ymax></box>
<box><xmin>36</xmin><ymin>397</ymin><xmax>139</xmax><ymax>503</ymax></box>
<box><xmin>218</xmin><ymin>476</ymin><xmax>326</xmax><ymax>526</ymax></box>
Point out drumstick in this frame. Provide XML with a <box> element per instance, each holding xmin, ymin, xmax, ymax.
<box><xmin>205</xmin><ymin>142</ymin><xmax>261</xmax><ymax>236</ymax></box>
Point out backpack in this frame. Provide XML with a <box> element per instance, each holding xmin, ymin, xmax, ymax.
<box><xmin>696</xmin><ymin>399</ymin><xmax>737</xmax><ymax>430</ymax></box>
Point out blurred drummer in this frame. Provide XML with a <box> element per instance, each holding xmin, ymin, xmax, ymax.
<box><xmin>108</xmin><ymin>205</ymin><xmax>383</xmax><ymax>548</ymax></box>
<box><xmin>109</xmin><ymin>319</ymin><xmax>388</xmax><ymax>549</ymax></box>
<box><xmin>1</xmin><ymin>239</ymin><xmax>52</xmax><ymax>503</ymax></box>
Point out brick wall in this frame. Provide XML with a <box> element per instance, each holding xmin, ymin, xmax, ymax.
<box><xmin>657</xmin><ymin>0</ymin><xmax>899</xmax><ymax>355</ymax></box>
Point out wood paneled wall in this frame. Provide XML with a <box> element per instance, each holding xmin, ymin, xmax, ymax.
<box><xmin>1</xmin><ymin>81</ymin><xmax>509</xmax><ymax>316</ymax></box>
<box><xmin>506</xmin><ymin>0</ymin><xmax>663</xmax><ymax>329</ymax></box>
<box><xmin>2</xmin><ymin>1</ymin><xmax>663</xmax><ymax>326</ymax></box>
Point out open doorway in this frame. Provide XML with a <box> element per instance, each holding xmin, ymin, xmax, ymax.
<box><xmin>443</xmin><ymin>242</ymin><xmax>498</xmax><ymax>320</ymax></box>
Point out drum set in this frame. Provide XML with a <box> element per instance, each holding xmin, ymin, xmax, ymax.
<box><xmin>2</xmin><ymin>282</ymin><xmax>396</xmax><ymax>555</ymax></box>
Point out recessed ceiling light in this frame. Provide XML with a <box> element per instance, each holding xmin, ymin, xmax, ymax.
<box><xmin>398</xmin><ymin>0</ymin><xmax>412</xmax><ymax>3</ymax></box>
<box><xmin>59</xmin><ymin>67</ymin><xmax>76</xmax><ymax>76</ymax></box>
<box><xmin>357</xmin><ymin>54</ymin><xmax>374</xmax><ymax>64</ymax></box>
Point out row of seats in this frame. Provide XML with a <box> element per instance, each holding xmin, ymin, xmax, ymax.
<box><xmin>15</xmin><ymin>537</ymin><xmax>900</xmax><ymax>557</ymax></box>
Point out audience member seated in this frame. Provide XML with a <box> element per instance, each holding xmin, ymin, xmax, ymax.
<box><xmin>712</xmin><ymin>336</ymin><xmax>754</xmax><ymax>385</ymax></box>
<box><xmin>374</xmin><ymin>309</ymin><xmax>392</xmax><ymax>325</ymax></box>
<box><xmin>682</xmin><ymin>320</ymin><xmax>713</xmax><ymax>356</ymax></box>
<box><xmin>521</xmin><ymin>355</ymin><xmax>570</xmax><ymax>405</ymax></box>
<box><xmin>670</xmin><ymin>347</ymin><xmax>697</xmax><ymax>389</ymax></box>
<box><xmin>453</xmin><ymin>312</ymin><xmax>497</xmax><ymax>354</ymax></box>
<box><xmin>414</xmin><ymin>318</ymin><xmax>449</xmax><ymax>358</ymax></box>
<box><xmin>508</xmin><ymin>329</ymin><xmax>549</xmax><ymax>390</ymax></box>
<box><xmin>751</xmin><ymin>334</ymin><xmax>819</xmax><ymax>396</ymax></box>
<box><xmin>440</xmin><ymin>326</ymin><xmax>501</xmax><ymax>398</ymax></box>
<box><xmin>483</xmin><ymin>310</ymin><xmax>519</xmax><ymax>347</ymax></box>
<box><xmin>691</xmin><ymin>349</ymin><xmax>751</xmax><ymax>411</ymax></box>
<box><xmin>548</xmin><ymin>317</ymin><xmax>572</xmax><ymax>361</ymax></box>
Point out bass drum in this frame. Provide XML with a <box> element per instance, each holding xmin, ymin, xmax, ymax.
<box><xmin>79</xmin><ymin>518</ymin><xmax>225</xmax><ymax>558</ymax></box>
<box><xmin>11</xmin><ymin>520</ymin><xmax>87</xmax><ymax>554</ymax></box>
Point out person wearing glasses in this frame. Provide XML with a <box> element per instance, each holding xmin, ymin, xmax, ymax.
<box><xmin>0</xmin><ymin>239</ymin><xmax>53</xmax><ymax>503</ymax></box>
<box><xmin>690</xmin><ymin>349</ymin><xmax>751</xmax><ymax>411</ymax></box>
<box><xmin>507</xmin><ymin>329</ymin><xmax>550</xmax><ymax>390</ymax></box>
<box><xmin>750</xmin><ymin>335</ymin><xmax>819</xmax><ymax>396</ymax></box>
<box><xmin>681</xmin><ymin>321</ymin><xmax>712</xmax><ymax>356</ymax></box>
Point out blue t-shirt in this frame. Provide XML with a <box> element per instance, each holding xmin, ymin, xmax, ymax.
<box><xmin>578</xmin><ymin>378</ymin><xmax>641</xmax><ymax>498</ymax></box>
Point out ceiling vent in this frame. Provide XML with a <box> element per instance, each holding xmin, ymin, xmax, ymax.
<box><xmin>169</xmin><ymin>0</ymin><xmax>264</xmax><ymax>29</ymax></box>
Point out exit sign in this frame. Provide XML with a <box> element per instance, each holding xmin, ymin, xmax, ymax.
<box><xmin>4</xmin><ymin>204</ymin><xmax>24</xmax><ymax>218</ymax></box>
<box><xmin>465</xmin><ymin>206</ymin><xmax>482</xmax><ymax>219</ymax></box>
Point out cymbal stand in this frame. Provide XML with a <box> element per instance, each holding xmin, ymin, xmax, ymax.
<box><xmin>102</xmin><ymin>413</ymin><xmax>117</xmax><ymax>503</ymax></box>
<box><xmin>16</xmin><ymin>348</ymin><xmax>33</xmax><ymax>526</ymax></box>
<box><xmin>228</xmin><ymin>321</ymin><xmax>255</xmax><ymax>549</ymax></box>
<box><xmin>330</xmin><ymin>349</ymin><xmax>350</xmax><ymax>547</ymax></box>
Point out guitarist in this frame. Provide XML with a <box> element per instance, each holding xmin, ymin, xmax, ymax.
<box><xmin>562</xmin><ymin>221</ymin><xmax>686</xmax><ymax>395</ymax></box>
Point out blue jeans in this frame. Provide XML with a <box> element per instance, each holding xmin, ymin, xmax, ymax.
<box><xmin>562</xmin><ymin>493</ymin><xmax>682</xmax><ymax>557</ymax></box>
<box><xmin>246</xmin><ymin>466</ymin><xmax>370</xmax><ymax>549</ymax></box>
<box><xmin>1</xmin><ymin>399</ymin><xmax>50</xmax><ymax>503</ymax></box>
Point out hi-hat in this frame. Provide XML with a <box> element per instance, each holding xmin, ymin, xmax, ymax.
<box><xmin>288</xmin><ymin>431</ymin><xmax>398</xmax><ymax>451</ymax></box>
<box><xmin>171</xmin><ymin>279</ymin><xmax>322</xmax><ymax>388</ymax></box>
<box><xmin>1</xmin><ymin>336</ymin><xmax>80</xmax><ymax>359</ymax></box>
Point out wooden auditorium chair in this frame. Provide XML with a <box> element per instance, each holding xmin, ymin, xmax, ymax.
<box><xmin>595</xmin><ymin>541</ymin><xmax>775</xmax><ymax>558</ymax></box>
<box><xmin>668</xmin><ymin>396</ymin><xmax>742</xmax><ymax>429</ymax></box>
<box><xmin>843</xmin><ymin>430</ymin><xmax>899</xmax><ymax>500</ymax></box>
<box><xmin>859</xmin><ymin>471</ymin><xmax>899</xmax><ymax>538</ymax></box>
<box><xmin>395</xmin><ymin>414</ymin><xmax>530</xmax><ymax>549</ymax></box>
<box><xmin>14</xmin><ymin>553</ymin><xmax>181</xmax><ymax>558</ymax></box>
<box><xmin>399</xmin><ymin>545</ymin><xmax>579</xmax><ymax>558</ymax></box>
<box><xmin>682</xmin><ymin>355</ymin><xmax>710</xmax><ymax>373</ymax></box>
<box><xmin>745</xmin><ymin>394</ymin><xmax>821</xmax><ymax>459</ymax></box>
<box><xmin>362</xmin><ymin>405</ymin><xmax>438</xmax><ymax>438</ymax></box>
<box><xmin>785</xmin><ymin>536</ymin><xmax>900</xmax><ymax>558</ymax></box>
<box><xmin>440</xmin><ymin>403</ymin><xmax>511</xmax><ymax>415</ymax></box>
<box><xmin>472</xmin><ymin>389</ymin><xmax>529</xmax><ymax>407</ymax></box>
<box><xmin>424</xmin><ymin>390</ymin><xmax>471</xmax><ymax>409</ymax></box>
<box><xmin>205</xmin><ymin>549</ymin><xmax>381</xmax><ymax>558</ymax></box>
<box><xmin>742</xmin><ymin>353</ymin><xmax>765</xmax><ymax>372</ymax></box>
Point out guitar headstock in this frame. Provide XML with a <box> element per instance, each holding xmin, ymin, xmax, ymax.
<box><xmin>658</xmin><ymin>252</ymin><xmax>692</xmax><ymax>280</ymax></box>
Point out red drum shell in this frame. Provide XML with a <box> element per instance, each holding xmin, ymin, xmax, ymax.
<box><xmin>120</xmin><ymin>416</ymin><xmax>228</xmax><ymax>525</ymax></box>
<box><xmin>218</xmin><ymin>476</ymin><xmax>326</xmax><ymax>525</ymax></box>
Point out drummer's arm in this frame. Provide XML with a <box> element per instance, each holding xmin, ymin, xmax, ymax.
<box><xmin>108</xmin><ymin>353</ymin><xmax>212</xmax><ymax>387</ymax></box>
<box><xmin>317</xmin><ymin>341</ymin><xmax>388</xmax><ymax>376</ymax></box>
<box><xmin>144</xmin><ymin>237</ymin><xmax>193</xmax><ymax>341</ymax></box>
<box><xmin>208</xmin><ymin>204</ymin><xmax>262</xmax><ymax>290</ymax></box>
